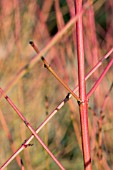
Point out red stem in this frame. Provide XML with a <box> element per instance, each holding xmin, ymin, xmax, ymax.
<box><xmin>0</xmin><ymin>88</ymin><xmax>65</xmax><ymax>170</ymax></box>
<box><xmin>87</xmin><ymin>57</ymin><xmax>113</xmax><ymax>99</ymax></box>
<box><xmin>75</xmin><ymin>1</ymin><xmax>92</xmax><ymax>170</ymax></box>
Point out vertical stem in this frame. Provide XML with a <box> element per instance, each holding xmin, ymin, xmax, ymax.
<box><xmin>74</xmin><ymin>1</ymin><xmax>92</xmax><ymax>170</ymax></box>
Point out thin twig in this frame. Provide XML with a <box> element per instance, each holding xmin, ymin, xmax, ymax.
<box><xmin>87</xmin><ymin>57</ymin><xmax>113</xmax><ymax>99</ymax></box>
<box><xmin>30</xmin><ymin>41</ymin><xmax>81</xmax><ymax>103</ymax></box>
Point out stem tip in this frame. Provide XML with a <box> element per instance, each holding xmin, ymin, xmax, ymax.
<box><xmin>29</xmin><ymin>40</ymin><xmax>33</xmax><ymax>45</ymax></box>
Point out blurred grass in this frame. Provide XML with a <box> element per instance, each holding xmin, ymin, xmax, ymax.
<box><xmin>0</xmin><ymin>0</ymin><xmax>113</xmax><ymax>169</ymax></box>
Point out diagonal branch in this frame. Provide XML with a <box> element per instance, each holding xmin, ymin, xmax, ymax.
<box><xmin>87</xmin><ymin>57</ymin><xmax>113</xmax><ymax>99</ymax></box>
<box><xmin>0</xmin><ymin>88</ymin><xmax>65</xmax><ymax>170</ymax></box>
<box><xmin>30</xmin><ymin>41</ymin><xmax>81</xmax><ymax>103</ymax></box>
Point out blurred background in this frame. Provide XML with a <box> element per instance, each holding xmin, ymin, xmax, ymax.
<box><xmin>0</xmin><ymin>0</ymin><xmax>113</xmax><ymax>169</ymax></box>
